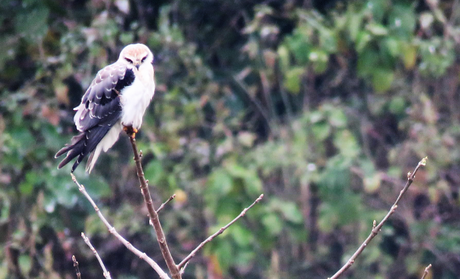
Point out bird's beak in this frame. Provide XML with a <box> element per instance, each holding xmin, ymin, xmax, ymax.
<box><xmin>134</xmin><ymin>63</ymin><xmax>140</xmax><ymax>70</ymax></box>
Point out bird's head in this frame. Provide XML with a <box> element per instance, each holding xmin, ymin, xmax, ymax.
<box><xmin>119</xmin><ymin>43</ymin><xmax>153</xmax><ymax>70</ymax></box>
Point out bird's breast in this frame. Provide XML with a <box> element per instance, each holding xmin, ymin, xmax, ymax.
<box><xmin>120</xmin><ymin>70</ymin><xmax>155</xmax><ymax>129</ymax></box>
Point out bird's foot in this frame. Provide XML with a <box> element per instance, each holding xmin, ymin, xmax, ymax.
<box><xmin>123</xmin><ymin>126</ymin><xmax>138</xmax><ymax>139</ymax></box>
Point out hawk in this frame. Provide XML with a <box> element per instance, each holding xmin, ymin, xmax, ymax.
<box><xmin>55</xmin><ymin>43</ymin><xmax>155</xmax><ymax>173</ymax></box>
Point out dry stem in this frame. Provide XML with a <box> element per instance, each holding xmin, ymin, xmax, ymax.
<box><xmin>71</xmin><ymin>174</ymin><xmax>170</xmax><ymax>279</ymax></box>
<box><xmin>72</xmin><ymin>255</ymin><xmax>81</xmax><ymax>279</ymax></box>
<box><xmin>177</xmin><ymin>194</ymin><xmax>264</xmax><ymax>271</ymax></box>
<box><xmin>128</xmin><ymin>135</ymin><xmax>181</xmax><ymax>279</ymax></box>
<box><xmin>421</xmin><ymin>264</ymin><xmax>432</xmax><ymax>279</ymax></box>
<box><xmin>328</xmin><ymin>157</ymin><xmax>427</xmax><ymax>279</ymax></box>
<box><xmin>157</xmin><ymin>194</ymin><xmax>176</xmax><ymax>213</ymax></box>
<box><xmin>81</xmin><ymin>232</ymin><xmax>111</xmax><ymax>279</ymax></box>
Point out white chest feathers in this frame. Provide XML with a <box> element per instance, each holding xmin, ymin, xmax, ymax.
<box><xmin>120</xmin><ymin>67</ymin><xmax>155</xmax><ymax>129</ymax></box>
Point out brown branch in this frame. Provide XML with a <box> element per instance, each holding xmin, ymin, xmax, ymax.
<box><xmin>128</xmin><ymin>135</ymin><xmax>181</xmax><ymax>279</ymax></box>
<box><xmin>71</xmin><ymin>174</ymin><xmax>170</xmax><ymax>279</ymax></box>
<box><xmin>328</xmin><ymin>157</ymin><xmax>428</xmax><ymax>279</ymax></box>
<box><xmin>421</xmin><ymin>264</ymin><xmax>432</xmax><ymax>279</ymax></box>
<box><xmin>81</xmin><ymin>232</ymin><xmax>111</xmax><ymax>279</ymax></box>
<box><xmin>157</xmin><ymin>194</ymin><xmax>176</xmax><ymax>214</ymax></box>
<box><xmin>72</xmin><ymin>255</ymin><xmax>81</xmax><ymax>279</ymax></box>
<box><xmin>177</xmin><ymin>194</ymin><xmax>264</xmax><ymax>271</ymax></box>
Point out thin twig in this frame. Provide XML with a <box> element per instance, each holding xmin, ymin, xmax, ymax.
<box><xmin>81</xmin><ymin>233</ymin><xmax>111</xmax><ymax>279</ymax></box>
<box><xmin>157</xmin><ymin>194</ymin><xmax>176</xmax><ymax>213</ymax></box>
<box><xmin>421</xmin><ymin>264</ymin><xmax>432</xmax><ymax>279</ymax></box>
<box><xmin>177</xmin><ymin>194</ymin><xmax>264</xmax><ymax>271</ymax></box>
<box><xmin>128</xmin><ymin>135</ymin><xmax>181</xmax><ymax>279</ymax></box>
<box><xmin>328</xmin><ymin>157</ymin><xmax>428</xmax><ymax>279</ymax></box>
<box><xmin>71</xmin><ymin>174</ymin><xmax>170</xmax><ymax>279</ymax></box>
<box><xmin>72</xmin><ymin>255</ymin><xmax>81</xmax><ymax>279</ymax></box>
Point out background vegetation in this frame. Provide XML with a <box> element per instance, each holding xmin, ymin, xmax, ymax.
<box><xmin>1</xmin><ymin>0</ymin><xmax>460</xmax><ymax>278</ymax></box>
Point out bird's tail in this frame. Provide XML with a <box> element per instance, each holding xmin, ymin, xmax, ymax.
<box><xmin>55</xmin><ymin>125</ymin><xmax>114</xmax><ymax>172</ymax></box>
<box><xmin>85</xmin><ymin>124</ymin><xmax>121</xmax><ymax>173</ymax></box>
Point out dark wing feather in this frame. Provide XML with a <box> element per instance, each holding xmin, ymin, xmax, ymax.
<box><xmin>77</xmin><ymin>63</ymin><xmax>134</xmax><ymax>130</ymax></box>
<box><xmin>55</xmin><ymin>62</ymin><xmax>135</xmax><ymax>172</ymax></box>
<box><xmin>54</xmin><ymin>117</ymin><xmax>117</xmax><ymax>172</ymax></box>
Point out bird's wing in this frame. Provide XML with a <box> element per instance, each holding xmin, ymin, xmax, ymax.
<box><xmin>75</xmin><ymin>62</ymin><xmax>135</xmax><ymax>131</ymax></box>
<box><xmin>55</xmin><ymin>62</ymin><xmax>135</xmax><ymax>172</ymax></box>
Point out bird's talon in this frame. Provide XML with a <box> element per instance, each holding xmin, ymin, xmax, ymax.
<box><xmin>123</xmin><ymin>126</ymin><xmax>138</xmax><ymax>138</ymax></box>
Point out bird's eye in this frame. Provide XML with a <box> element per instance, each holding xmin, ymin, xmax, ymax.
<box><xmin>141</xmin><ymin>56</ymin><xmax>147</xmax><ymax>63</ymax></box>
<box><xmin>125</xmin><ymin>58</ymin><xmax>133</xmax><ymax>63</ymax></box>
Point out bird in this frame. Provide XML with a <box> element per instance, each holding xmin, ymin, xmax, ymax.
<box><xmin>55</xmin><ymin>43</ymin><xmax>155</xmax><ymax>173</ymax></box>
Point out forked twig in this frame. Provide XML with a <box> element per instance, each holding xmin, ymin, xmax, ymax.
<box><xmin>71</xmin><ymin>173</ymin><xmax>170</xmax><ymax>279</ymax></box>
<box><xmin>328</xmin><ymin>157</ymin><xmax>428</xmax><ymax>279</ymax></box>
<box><xmin>421</xmin><ymin>264</ymin><xmax>432</xmax><ymax>279</ymax></box>
<box><xmin>177</xmin><ymin>194</ymin><xmax>264</xmax><ymax>271</ymax></box>
<box><xmin>157</xmin><ymin>194</ymin><xmax>176</xmax><ymax>213</ymax></box>
<box><xmin>81</xmin><ymin>233</ymin><xmax>111</xmax><ymax>279</ymax></box>
<box><xmin>128</xmin><ymin>135</ymin><xmax>181</xmax><ymax>279</ymax></box>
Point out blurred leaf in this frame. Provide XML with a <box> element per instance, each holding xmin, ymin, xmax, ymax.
<box><xmin>283</xmin><ymin>67</ymin><xmax>304</xmax><ymax>94</ymax></box>
<box><xmin>366</xmin><ymin>23</ymin><xmax>388</xmax><ymax>36</ymax></box>
<box><xmin>372</xmin><ymin>68</ymin><xmax>394</xmax><ymax>92</ymax></box>
<box><xmin>208</xmin><ymin>169</ymin><xmax>233</xmax><ymax>197</ymax></box>
<box><xmin>0</xmin><ymin>191</ymin><xmax>10</xmax><ymax>224</ymax></box>
<box><xmin>18</xmin><ymin>254</ymin><xmax>32</xmax><ymax>274</ymax></box>
<box><xmin>43</xmin><ymin>191</ymin><xmax>57</xmax><ymax>213</ymax></box>
<box><xmin>262</xmin><ymin>213</ymin><xmax>283</xmax><ymax>236</ymax></box>
<box><xmin>309</xmin><ymin>110</ymin><xmax>325</xmax><ymax>123</ymax></box>
<box><xmin>388</xmin><ymin>4</ymin><xmax>416</xmax><ymax>39</ymax></box>
<box><xmin>333</xmin><ymin>130</ymin><xmax>360</xmax><ymax>158</ymax></box>
<box><xmin>366</xmin><ymin>0</ymin><xmax>389</xmax><ymax>22</ymax></box>
<box><xmin>400</xmin><ymin>42</ymin><xmax>417</xmax><ymax>70</ymax></box>
<box><xmin>347</xmin><ymin>4</ymin><xmax>364</xmax><ymax>41</ymax></box>
<box><xmin>384</xmin><ymin>37</ymin><xmax>400</xmax><ymax>57</ymax></box>
<box><xmin>0</xmin><ymin>261</ymin><xmax>6</xmax><ymax>279</ymax></box>
<box><xmin>214</xmin><ymin>240</ymin><xmax>233</xmax><ymax>273</ymax></box>
<box><xmin>363</xmin><ymin>172</ymin><xmax>381</xmax><ymax>193</ymax></box>
<box><xmin>328</xmin><ymin>109</ymin><xmax>347</xmax><ymax>128</ymax></box>
<box><xmin>312</xmin><ymin>122</ymin><xmax>331</xmax><ymax>141</ymax></box>
<box><xmin>145</xmin><ymin>160</ymin><xmax>165</xmax><ymax>185</ymax></box>
<box><xmin>233</xmin><ymin>249</ymin><xmax>256</xmax><ymax>269</ymax></box>
<box><xmin>19</xmin><ymin>172</ymin><xmax>39</xmax><ymax>196</ymax></box>
<box><xmin>279</xmin><ymin>202</ymin><xmax>303</xmax><ymax>224</ymax></box>
<box><xmin>277</xmin><ymin>45</ymin><xmax>290</xmax><ymax>72</ymax></box>
<box><xmin>237</xmin><ymin>131</ymin><xmax>256</xmax><ymax>147</ymax></box>
<box><xmin>243</xmin><ymin>172</ymin><xmax>262</xmax><ymax>196</ymax></box>
<box><xmin>14</xmin><ymin>4</ymin><xmax>49</xmax><ymax>41</ymax></box>
<box><xmin>231</xmin><ymin>225</ymin><xmax>254</xmax><ymax>247</ymax></box>
<box><xmin>420</xmin><ymin>12</ymin><xmax>434</xmax><ymax>29</ymax></box>
<box><xmin>356</xmin><ymin>31</ymin><xmax>372</xmax><ymax>53</ymax></box>
<box><xmin>357</xmin><ymin>48</ymin><xmax>379</xmax><ymax>77</ymax></box>
<box><xmin>389</xmin><ymin>96</ymin><xmax>406</xmax><ymax>115</ymax></box>
<box><xmin>309</xmin><ymin>49</ymin><xmax>329</xmax><ymax>74</ymax></box>
<box><xmin>318</xmin><ymin>203</ymin><xmax>337</xmax><ymax>232</ymax></box>
<box><xmin>285</xmin><ymin>31</ymin><xmax>310</xmax><ymax>64</ymax></box>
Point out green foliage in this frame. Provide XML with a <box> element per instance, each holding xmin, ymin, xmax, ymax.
<box><xmin>2</xmin><ymin>0</ymin><xmax>460</xmax><ymax>278</ymax></box>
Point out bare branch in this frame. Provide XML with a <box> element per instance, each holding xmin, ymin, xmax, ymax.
<box><xmin>157</xmin><ymin>194</ymin><xmax>176</xmax><ymax>214</ymax></box>
<box><xmin>328</xmin><ymin>157</ymin><xmax>427</xmax><ymax>279</ymax></box>
<box><xmin>71</xmin><ymin>173</ymin><xmax>170</xmax><ymax>279</ymax></box>
<box><xmin>128</xmin><ymin>135</ymin><xmax>181</xmax><ymax>279</ymax></box>
<box><xmin>421</xmin><ymin>264</ymin><xmax>432</xmax><ymax>279</ymax></box>
<box><xmin>177</xmin><ymin>194</ymin><xmax>264</xmax><ymax>271</ymax></box>
<box><xmin>81</xmin><ymin>233</ymin><xmax>111</xmax><ymax>279</ymax></box>
<box><xmin>72</xmin><ymin>255</ymin><xmax>81</xmax><ymax>279</ymax></box>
